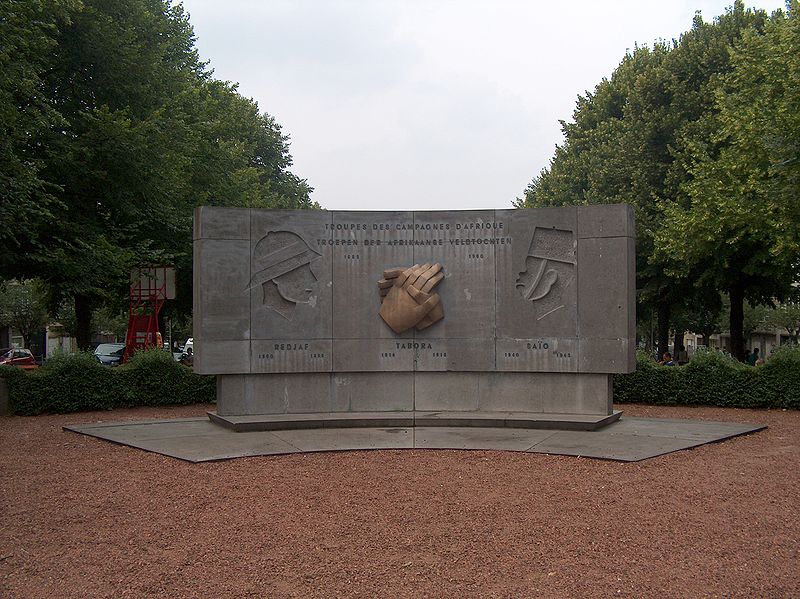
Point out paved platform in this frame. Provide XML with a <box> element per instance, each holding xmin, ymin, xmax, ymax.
<box><xmin>64</xmin><ymin>416</ymin><xmax>765</xmax><ymax>463</ymax></box>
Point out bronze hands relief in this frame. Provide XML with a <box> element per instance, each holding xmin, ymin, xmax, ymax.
<box><xmin>378</xmin><ymin>263</ymin><xmax>445</xmax><ymax>334</ymax></box>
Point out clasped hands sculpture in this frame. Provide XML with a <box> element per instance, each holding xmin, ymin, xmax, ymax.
<box><xmin>378</xmin><ymin>263</ymin><xmax>445</xmax><ymax>334</ymax></box>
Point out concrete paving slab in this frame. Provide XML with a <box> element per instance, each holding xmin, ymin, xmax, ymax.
<box><xmin>64</xmin><ymin>415</ymin><xmax>766</xmax><ymax>463</ymax></box>
<box><xmin>68</xmin><ymin>419</ymin><xmax>233</xmax><ymax>440</ymax></box>
<box><xmin>65</xmin><ymin>418</ymin><xmax>300</xmax><ymax>462</ymax></box>
<box><xmin>414</xmin><ymin>427</ymin><xmax>556</xmax><ymax>451</ymax></box>
<box><xmin>270</xmin><ymin>427</ymin><xmax>414</xmax><ymax>452</ymax></box>
<box><xmin>140</xmin><ymin>434</ymin><xmax>302</xmax><ymax>462</ymax></box>
<box><xmin>527</xmin><ymin>430</ymin><xmax>704</xmax><ymax>462</ymax></box>
<box><xmin>603</xmin><ymin>417</ymin><xmax>766</xmax><ymax>441</ymax></box>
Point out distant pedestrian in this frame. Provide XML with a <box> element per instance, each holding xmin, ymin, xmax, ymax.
<box><xmin>658</xmin><ymin>352</ymin><xmax>675</xmax><ymax>366</ymax></box>
<box><xmin>748</xmin><ymin>348</ymin><xmax>759</xmax><ymax>366</ymax></box>
<box><xmin>744</xmin><ymin>349</ymin><xmax>751</xmax><ymax>364</ymax></box>
<box><xmin>180</xmin><ymin>346</ymin><xmax>193</xmax><ymax>366</ymax></box>
<box><xmin>676</xmin><ymin>344</ymin><xmax>689</xmax><ymax>365</ymax></box>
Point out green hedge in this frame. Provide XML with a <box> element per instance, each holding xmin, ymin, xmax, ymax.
<box><xmin>0</xmin><ymin>349</ymin><xmax>215</xmax><ymax>416</ymax></box>
<box><xmin>3</xmin><ymin>345</ymin><xmax>797</xmax><ymax>415</ymax></box>
<box><xmin>613</xmin><ymin>344</ymin><xmax>800</xmax><ymax>409</ymax></box>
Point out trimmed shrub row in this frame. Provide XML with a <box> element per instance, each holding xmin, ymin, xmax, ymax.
<box><xmin>2</xmin><ymin>345</ymin><xmax>798</xmax><ymax>415</ymax></box>
<box><xmin>0</xmin><ymin>349</ymin><xmax>215</xmax><ymax>416</ymax></box>
<box><xmin>613</xmin><ymin>344</ymin><xmax>800</xmax><ymax>409</ymax></box>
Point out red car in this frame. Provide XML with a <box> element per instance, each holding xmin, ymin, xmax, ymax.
<box><xmin>0</xmin><ymin>348</ymin><xmax>39</xmax><ymax>370</ymax></box>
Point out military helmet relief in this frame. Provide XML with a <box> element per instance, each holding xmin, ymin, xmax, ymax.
<box><xmin>248</xmin><ymin>230</ymin><xmax>321</xmax><ymax>320</ymax></box>
<box><xmin>515</xmin><ymin>227</ymin><xmax>575</xmax><ymax>320</ymax></box>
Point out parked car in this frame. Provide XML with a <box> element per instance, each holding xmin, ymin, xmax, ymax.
<box><xmin>93</xmin><ymin>343</ymin><xmax>126</xmax><ymax>366</ymax></box>
<box><xmin>0</xmin><ymin>348</ymin><xmax>39</xmax><ymax>370</ymax></box>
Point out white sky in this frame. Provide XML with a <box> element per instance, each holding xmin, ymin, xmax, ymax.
<box><xmin>179</xmin><ymin>0</ymin><xmax>786</xmax><ymax>211</ymax></box>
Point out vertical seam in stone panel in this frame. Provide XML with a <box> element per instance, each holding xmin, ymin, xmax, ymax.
<box><xmin>247</xmin><ymin>208</ymin><xmax>252</xmax><ymax>375</ymax></box>
<box><xmin>493</xmin><ymin>209</ymin><xmax>498</xmax><ymax>371</ymax></box>
<box><xmin>412</xmin><ymin>210</ymin><xmax>417</xmax><ymax>371</ymax></box>
<box><xmin>328</xmin><ymin>210</ymin><xmax>334</xmax><ymax>374</ymax></box>
<box><xmin>412</xmin><ymin>210</ymin><xmax>417</xmax><ymax>410</ymax></box>
<box><xmin>575</xmin><ymin>207</ymin><xmax>582</xmax><ymax>375</ymax></box>
<box><xmin>249</xmin><ymin>209</ymin><xmax>254</xmax><ymax>376</ymax></box>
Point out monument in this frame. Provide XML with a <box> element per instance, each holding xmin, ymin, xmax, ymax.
<box><xmin>194</xmin><ymin>205</ymin><xmax>636</xmax><ymax>431</ymax></box>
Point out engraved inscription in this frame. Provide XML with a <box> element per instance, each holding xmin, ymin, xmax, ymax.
<box><xmin>256</xmin><ymin>344</ymin><xmax>326</xmax><ymax>361</ymax></box>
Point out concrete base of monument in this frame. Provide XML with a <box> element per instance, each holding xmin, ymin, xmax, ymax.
<box><xmin>214</xmin><ymin>372</ymin><xmax>620</xmax><ymax>423</ymax></box>
<box><xmin>207</xmin><ymin>409</ymin><xmax>623</xmax><ymax>432</ymax></box>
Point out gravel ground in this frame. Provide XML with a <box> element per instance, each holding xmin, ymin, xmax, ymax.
<box><xmin>1</xmin><ymin>403</ymin><xmax>798</xmax><ymax>599</ymax></box>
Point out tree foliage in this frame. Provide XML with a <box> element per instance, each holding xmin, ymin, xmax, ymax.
<box><xmin>656</xmin><ymin>1</ymin><xmax>800</xmax><ymax>358</ymax></box>
<box><xmin>0</xmin><ymin>0</ymin><xmax>316</xmax><ymax>348</ymax></box>
<box><xmin>761</xmin><ymin>290</ymin><xmax>800</xmax><ymax>342</ymax></box>
<box><xmin>0</xmin><ymin>0</ymin><xmax>76</xmax><ymax>254</ymax></box>
<box><xmin>518</xmin><ymin>1</ymin><xmax>796</xmax><ymax>360</ymax></box>
<box><xmin>0</xmin><ymin>280</ymin><xmax>49</xmax><ymax>348</ymax></box>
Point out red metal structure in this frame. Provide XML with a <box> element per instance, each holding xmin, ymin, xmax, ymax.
<box><xmin>124</xmin><ymin>266</ymin><xmax>175</xmax><ymax>362</ymax></box>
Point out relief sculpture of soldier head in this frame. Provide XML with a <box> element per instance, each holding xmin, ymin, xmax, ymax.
<box><xmin>515</xmin><ymin>227</ymin><xmax>575</xmax><ymax>320</ymax></box>
<box><xmin>248</xmin><ymin>230</ymin><xmax>322</xmax><ymax>320</ymax></box>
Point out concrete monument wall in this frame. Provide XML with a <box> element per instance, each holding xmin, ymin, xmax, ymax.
<box><xmin>194</xmin><ymin>206</ymin><xmax>635</xmax><ymax>417</ymax></box>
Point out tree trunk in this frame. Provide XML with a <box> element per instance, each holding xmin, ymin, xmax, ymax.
<box><xmin>673</xmin><ymin>331</ymin><xmax>685</xmax><ymax>363</ymax></box>
<box><xmin>657</xmin><ymin>301</ymin><xmax>671</xmax><ymax>358</ymax></box>
<box><xmin>729</xmin><ymin>282</ymin><xmax>745</xmax><ymax>361</ymax></box>
<box><xmin>74</xmin><ymin>294</ymin><xmax>93</xmax><ymax>351</ymax></box>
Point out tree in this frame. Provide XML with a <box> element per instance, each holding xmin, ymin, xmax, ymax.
<box><xmin>1</xmin><ymin>0</ymin><xmax>316</xmax><ymax>348</ymax></box>
<box><xmin>518</xmin><ymin>2</ymin><xmax>775</xmax><ymax>359</ymax></box>
<box><xmin>657</xmin><ymin>2</ymin><xmax>799</xmax><ymax>360</ymax></box>
<box><xmin>671</xmin><ymin>291</ymin><xmax>725</xmax><ymax>347</ymax></box>
<box><xmin>0</xmin><ymin>280</ymin><xmax>49</xmax><ymax>348</ymax></box>
<box><xmin>0</xmin><ymin>0</ymin><xmax>75</xmax><ymax>257</ymax></box>
<box><xmin>763</xmin><ymin>297</ymin><xmax>800</xmax><ymax>343</ymax></box>
<box><xmin>519</xmin><ymin>44</ymin><xmax>683</xmax><ymax>355</ymax></box>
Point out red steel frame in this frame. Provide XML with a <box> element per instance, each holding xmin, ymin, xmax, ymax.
<box><xmin>123</xmin><ymin>266</ymin><xmax>170</xmax><ymax>363</ymax></box>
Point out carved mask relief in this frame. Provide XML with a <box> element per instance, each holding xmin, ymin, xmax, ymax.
<box><xmin>248</xmin><ymin>230</ymin><xmax>321</xmax><ymax>320</ymax></box>
<box><xmin>377</xmin><ymin>263</ymin><xmax>445</xmax><ymax>334</ymax></box>
<box><xmin>515</xmin><ymin>227</ymin><xmax>575</xmax><ymax>320</ymax></box>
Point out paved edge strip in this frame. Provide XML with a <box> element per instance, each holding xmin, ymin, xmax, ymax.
<box><xmin>207</xmin><ymin>410</ymin><xmax>623</xmax><ymax>432</ymax></box>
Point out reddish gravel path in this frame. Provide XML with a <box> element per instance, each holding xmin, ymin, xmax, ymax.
<box><xmin>1</xmin><ymin>404</ymin><xmax>798</xmax><ymax>598</ymax></box>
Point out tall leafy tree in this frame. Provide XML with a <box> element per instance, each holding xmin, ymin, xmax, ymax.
<box><xmin>0</xmin><ymin>0</ymin><xmax>75</xmax><ymax>256</ymax></box>
<box><xmin>657</xmin><ymin>1</ymin><xmax>799</xmax><ymax>360</ymax></box>
<box><xmin>1</xmin><ymin>0</ymin><xmax>315</xmax><ymax>348</ymax></box>
<box><xmin>518</xmin><ymin>2</ymin><xmax>772</xmax><ymax>357</ymax></box>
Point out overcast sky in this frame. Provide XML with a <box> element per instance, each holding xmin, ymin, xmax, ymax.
<box><xmin>179</xmin><ymin>0</ymin><xmax>786</xmax><ymax>211</ymax></box>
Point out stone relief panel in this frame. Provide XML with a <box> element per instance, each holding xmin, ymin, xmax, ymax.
<box><xmin>515</xmin><ymin>227</ymin><xmax>576</xmax><ymax>321</ymax></box>
<box><xmin>249</xmin><ymin>210</ymin><xmax>332</xmax><ymax>340</ymax></box>
<box><xmin>413</xmin><ymin>210</ymin><xmax>497</xmax><ymax>340</ymax></box>
<box><xmin>249</xmin><ymin>230</ymin><xmax>323</xmax><ymax>321</ymax></box>
<box><xmin>196</xmin><ymin>206</ymin><xmax>635</xmax><ymax>375</ymax></box>
<box><xmin>331</xmin><ymin>211</ymin><xmax>414</xmax><ymax>339</ymax></box>
<box><xmin>496</xmin><ymin>207</ymin><xmax>579</xmax><ymax>339</ymax></box>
